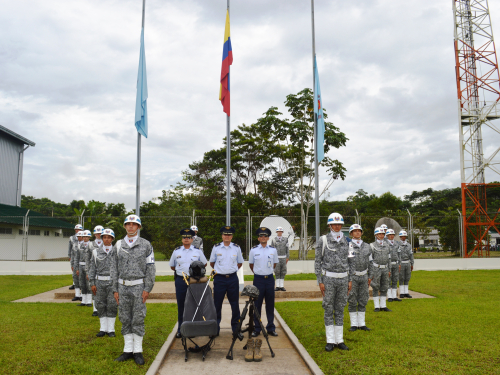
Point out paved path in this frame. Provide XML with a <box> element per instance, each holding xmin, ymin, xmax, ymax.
<box><xmin>156</xmin><ymin>303</ymin><xmax>312</xmax><ymax>375</ymax></box>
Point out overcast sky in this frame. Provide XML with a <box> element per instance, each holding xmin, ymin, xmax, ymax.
<box><xmin>2</xmin><ymin>0</ymin><xmax>500</xmax><ymax>210</ymax></box>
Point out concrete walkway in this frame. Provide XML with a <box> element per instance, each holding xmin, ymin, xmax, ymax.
<box><xmin>156</xmin><ymin>302</ymin><xmax>312</xmax><ymax>375</ymax></box>
<box><xmin>15</xmin><ymin>280</ymin><xmax>434</xmax><ymax>303</ymax></box>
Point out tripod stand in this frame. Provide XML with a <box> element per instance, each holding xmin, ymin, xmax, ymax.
<box><xmin>226</xmin><ymin>296</ymin><xmax>275</xmax><ymax>360</ymax></box>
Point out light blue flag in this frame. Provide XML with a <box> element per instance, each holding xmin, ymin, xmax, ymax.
<box><xmin>314</xmin><ymin>56</ymin><xmax>325</xmax><ymax>162</ymax></box>
<box><xmin>135</xmin><ymin>28</ymin><xmax>148</xmax><ymax>138</ymax></box>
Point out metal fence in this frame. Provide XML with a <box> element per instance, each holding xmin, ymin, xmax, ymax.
<box><xmin>0</xmin><ymin>212</ymin><xmax>477</xmax><ymax>261</ymax></box>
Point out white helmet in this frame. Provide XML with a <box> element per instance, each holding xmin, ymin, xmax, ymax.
<box><xmin>276</xmin><ymin>226</ymin><xmax>284</xmax><ymax>232</ymax></box>
<box><xmin>399</xmin><ymin>230</ymin><xmax>408</xmax><ymax>237</ymax></box>
<box><xmin>327</xmin><ymin>213</ymin><xmax>344</xmax><ymax>225</ymax></box>
<box><xmin>82</xmin><ymin>230</ymin><xmax>91</xmax><ymax>237</ymax></box>
<box><xmin>190</xmin><ymin>225</ymin><xmax>198</xmax><ymax>232</ymax></box>
<box><xmin>123</xmin><ymin>215</ymin><xmax>142</xmax><ymax>228</ymax></box>
<box><xmin>380</xmin><ymin>224</ymin><xmax>388</xmax><ymax>232</ymax></box>
<box><xmin>74</xmin><ymin>224</ymin><xmax>83</xmax><ymax>230</ymax></box>
<box><xmin>102</xmin><ymin>228</ymin><xmax>115</xmax><ymax>238</ymax></box>
<box><xmin>349</xmin><ymin>224</ymin><xmax>363</xmax><ymax>233</ymax></box>
<box><xmin>386</xmin><ymin>229</ymin><xmax>395</xmax><ymax>236</ymax></box>
<box><xmin>374</xmin><ymin>227</ymin><xmax>384</xmax><ymax>235</ymax></box>
<box><xmin>76</xmin><ymin>231</ymin><xmax>84</xmax><ymax>237</ymax></box>
<box><xmin>93</xmin><ymin>225</ymin><xmax>104</xmax><ymax>234</ymax></box>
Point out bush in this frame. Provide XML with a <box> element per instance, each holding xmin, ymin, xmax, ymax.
<box><xmin>420</xmin><ymin>247</ymin><xmax>427</xmax><ymax>253</ymax></box>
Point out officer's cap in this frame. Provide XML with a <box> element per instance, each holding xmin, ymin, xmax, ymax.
<box><xmin>256</xmin><ymin>227</ymin><xmax>272</xmax><ymax>236</ymax></box>
<box><xmin>220</xmin><ymin>226</ymin><xmax>236</xmax><ymax>235</ymax></box>
<box><xmin>180</xmin><ymin>228</ymin><xmax>196</xmax><ymax>238</ymax></box>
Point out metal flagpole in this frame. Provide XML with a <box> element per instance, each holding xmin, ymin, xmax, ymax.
<box><xmin>136</xmin><ymin>0</ymin><xmax>146</xmax><ymax>217</ymax></box>
<box><xmin>226</xmin><ymin>0</ymin><xmax>231</xmax><ymax>226</ymax></box>
<box><xmin>311</xmin><ymin>0</ymin><xmax>320</xmax><ymax>245</ymax></box>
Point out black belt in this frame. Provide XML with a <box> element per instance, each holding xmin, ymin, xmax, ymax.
<box><xmin>255</xmin><ymin>274</ymin><xmax>273</xmax><ymax>279</ymax></box>
<box><xmin>216</xmin><ymin>272</ymin><xmax>237</xmax><ymax>278</ymax></box>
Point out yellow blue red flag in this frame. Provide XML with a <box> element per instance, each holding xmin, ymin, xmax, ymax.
<box><xmin>219</xmin><ymin>10</ymin><xmax>233</xmax><ymax>116</ymax></box>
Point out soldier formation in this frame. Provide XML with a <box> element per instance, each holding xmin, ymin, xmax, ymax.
<box><xmin>315</xmin><ymin>212</ymin><xmax>415</xmax><ymax>351</ymax></box>
<box><xmin>67</xmin><ymin>212</ymin><xmax>414</xmax><ymax>364</ymax></box>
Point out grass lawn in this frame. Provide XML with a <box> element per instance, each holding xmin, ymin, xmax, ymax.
<box><xmin>276</xmin><ymin>269</ymin><xmax>500</xmax><ymax>375</ymax></box>
<box><xmin>0</xmin><ymin>276</ymin><xmax>177</xmax><ymax>375</ymax></box>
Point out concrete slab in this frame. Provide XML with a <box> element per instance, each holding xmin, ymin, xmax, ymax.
<box><xmin>14</xmin><ymin>281</ymin><xmax>434</xmax><ymax>303</ymax></box>
<box><xmin>156</xmin><ymin>303</ymin><xmax>312</xmax><ymax>375</ymax></box>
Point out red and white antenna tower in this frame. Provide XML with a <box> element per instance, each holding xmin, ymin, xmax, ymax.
<box><xmin>453</xmin><ymin>0</ymin><xmax>500</xmax><ymax>257</ymax></box>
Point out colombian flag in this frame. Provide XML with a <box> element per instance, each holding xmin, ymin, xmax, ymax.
<box><xmin>219</xmin><ymin>10</ymin><xmax>233</xmax><ymax>116</ymax></box>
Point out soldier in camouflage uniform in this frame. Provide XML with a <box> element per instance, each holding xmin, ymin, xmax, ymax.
<box><xmin>89</xmin><ymin>228</ymin><xmax>118</xmax><ymax>338</ymax></box>
<box><xmin>386</xmin><ymin>229</ymin><xmax>402</xmax><ymax>302</ymax></box>
<box><xmin>70</xmin><ymin>228</ymin><xmax>83</xmax><ymax>301</ymax></box>
<box><xmin>111</xmin><ymin>215</ymin><xmax>156</xmax><ymax>365</ymax></box>
<box><xmin>190</xmin><ymin>225</ymin><xmax>203</xmax><ymax>251</ymax></box>
<box><xmin>347</xmin><ymin>224</ymin><xmax>373</xmax><ymax>332</ymax></box>
<box><xmin>87</xmin><ymin>225</ymin><xmax>104</xmax><ymax>316</ymax></box>
<box><xmin>69</xmin><ymin>224</ymin><xmax>82</xmax><ymax>295</ymax></box>
<box><xmin>370</xmin><ymin>227</ymin><xmax>392</xmax><ymax>312</ymax></box>
<box><xmin>398</xmin><ymin>230</ymin><xmax>414</xmax><ymax>298</ymax></box>
<box><xmin>75</xmin><ymin>230</ymin><xmax>92</xmax><ymax>307</ymax></box>
<box><xmin>315</xmin><ymin>213</ymin><xmax>354</xmax><ymax>351</ymax></box>
<box><xmin>271</xmin><ymin>227</ymin><xmax>289</xmax><ymax>291</ymax></box>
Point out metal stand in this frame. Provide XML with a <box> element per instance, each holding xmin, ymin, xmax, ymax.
<box><xmin>226</xmin><ymin>296</ymin><xmax>275</xmax><ymax>360</ymax></box>
<box><xmin>182</xmin><ymin>336</ymin><xmax>216</xmax><ymax>362</ymax></box>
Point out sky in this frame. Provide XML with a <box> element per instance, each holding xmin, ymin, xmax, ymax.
<box><xmin>1</xmin><ymin>0</ymin><xmax>500</xmax><ymax>210</ymax></box>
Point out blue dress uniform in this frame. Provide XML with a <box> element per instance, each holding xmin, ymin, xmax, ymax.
<box><xmin>169</xmin><ymin>229</ymin><xmax>207</xmax><ymax>335</ymax></box>
<box><xmin>249</xmin><ymin>227</ymin><xmax>279</xmax><ymax>335</ymax></box>
<box><xmin>210</xmin><ymin>226</ymin><xmax>244</xmax><ymax>334</ymax></box>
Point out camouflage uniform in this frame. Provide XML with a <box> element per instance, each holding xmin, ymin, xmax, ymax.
<box><xmin>192</xmin><ymin>236</ymin><xmax>203</xmax><ymax>251</ymax></box>
<box><xmin>370</xmin><ymin>240</ymin><xmax>391</xmax><ymax>310</ymax></box>
<box><xmin>68</xmin><ymin>235</ymin><xmax>79</xmax><ymax>291</ymax></box>
<box><xmin>70</xmin><ymin>241</ymin><xmax>81</xmax><ymax>292</ymax></box>
<box><xmin>110</xmin><ymin>237</ymin><xmax>156</xmax><ymax>338</ymax></box>
<box><xmin>271</xmin><ymin>236</ymin><xmax>289</xmax><ymax>287</ymax></box>
<box><xmin>347</xmin><ymin>240</ymin><xmax>373</xmax><ymax>313</ymax></box>
<box><xmin>75</xmin><ymin>242</ymin><xmax>91</xmax><ymax>298</ymax></box>
<box><xmin>89</xmin><ymin>245</ymin><xmax>118</xmax><ymax>333</ymax></box>
<box><xmin>388</xmin><ymin>240</ymin><xmax>401</xmax><ymax>300</ymax></box>
<box><xmin>87</xmin><ymin>239</ymin><xmax>103</xmax><ymax>314</ymax></box>
<box><xmin>398</xmin><ymin>240</ymin><xmax>414</xmax><ymax>295</ymax></box>
<box><xmin>315</xmin><ymin>232</ymin><xmax>354</xmax><ymax>346</ymax></box>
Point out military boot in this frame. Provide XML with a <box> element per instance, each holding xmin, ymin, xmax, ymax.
<box><xmin>254</xmin><ymin>339</ymin><xmax>263</xmax><ymax>362</ymax></box>
<box><xmin>244</xmin><ymin>338</ymin><xmax>254</xmax><ymax>362</ymax></box>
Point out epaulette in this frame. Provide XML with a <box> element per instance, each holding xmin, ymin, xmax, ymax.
<box><xmin>175</xmin><ymin>246</ymin><xmax>182</xmax><ymax>250</ymax></box>
<box><xmin>193</xmin><ymin>246</ymin><xmax>200</xmax><ymax>250</ymax></box>
<box><xmin>215</xmin><ymin>243</ymin><xmax>222</xmax><ymax>247</ymax></box>
<box><xmin>252</xmin><ymin>244</ymin><xmax>259</xmax><ymax>249</ymax></box>
<box><xmin>233</xmin><ymin>243</ymin><xmax>240</xmax><ymax>247</ymax></box>
<box><xmin>269</xmin><ymin>246</ymin><xmax>276</xmax><ymax>249</ymax></box>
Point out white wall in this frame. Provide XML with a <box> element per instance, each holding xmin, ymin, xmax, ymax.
<box><xmin>0</xmin><ymin>224</ymin><xmax>71</xmax><ymax>260</ymax></box>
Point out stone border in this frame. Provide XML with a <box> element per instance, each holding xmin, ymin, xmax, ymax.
<box><xmin>146</xmin><ymin>322</ymin><xmax>178</xmax><ymax>375</ymax></box>
<box><xmin>274</xmin><ymin>308</ymin><xmax>324</xmax><ymax>375</ymax></box>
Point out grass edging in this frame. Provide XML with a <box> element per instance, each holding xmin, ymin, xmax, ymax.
<box><xmin>145</xmin><ymin>322</ymin><xmax>178</xmax><ymax>375</ymax></box>
<box><xmin>274</xmin><ymin>308</ymin><xmax>324</xmax><ymax>375</ymax></box>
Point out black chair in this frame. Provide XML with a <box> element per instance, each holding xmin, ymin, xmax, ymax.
<box><xmin>180</xmin><ymin>278</ymin><xmax>218</xmax><ymax>361</ymax></box>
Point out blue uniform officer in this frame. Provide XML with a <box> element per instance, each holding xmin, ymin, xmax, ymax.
<box><xmin>209</xmin><ymin>226</ymin><xmax>244</xmax><ymax>334</ymax></box>
<box><xmin>169</xmin><ymin>228</ymin><xmax>207</xmax><ymax>338</ymax></box>
<box><xmin>249</xmin><ymin>227</ymin><xmax>279</xmax><ymax>337</ymax></box>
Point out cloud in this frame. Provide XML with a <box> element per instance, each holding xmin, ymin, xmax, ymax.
<box><xmin>1</xmin><ymin>0</ymin><xmax>499</xmax><ymax>211</ymax></box>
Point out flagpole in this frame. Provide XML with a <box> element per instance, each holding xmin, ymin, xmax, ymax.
<box><xmin>226</xmin><ymin>0</ymin><xmax>231</xmax><ymax>226</ymax></box>
<box><xmin>311</xmin><ymin>0</ymin><xmax>320</xmax><ymax>245</ymax></box>
<box><xmin>136</xmin><ymin>0</ymin><xmax>146</xmax><ymax>217</ymax></box>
